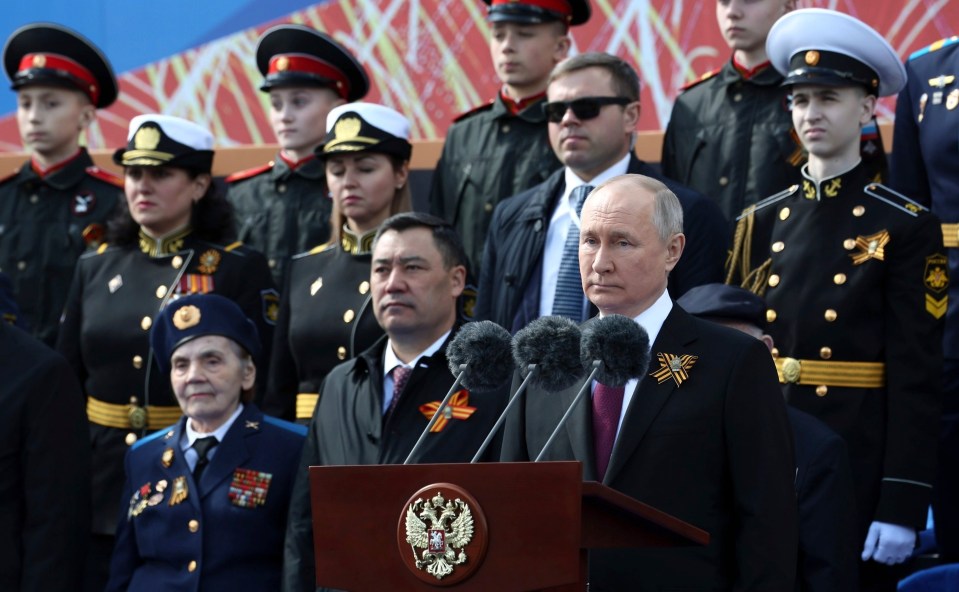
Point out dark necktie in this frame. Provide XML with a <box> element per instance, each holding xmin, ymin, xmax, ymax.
<box><xmin>592</xmin><ymin>382</ymin><xmax>626</xmax><ymax>481</ymax></box>
<box><xmin>387</xmin><ymin>365</ymin><xmax>412</xmax><ymax>416</ymax></box>
<box><xmin>552</xmin><ymin>184</ymin><xmax>594</xmax><ymax>321</ymax></box>
<box><xmin>192</xmin><ymin>436</ymin><xmax>218</xmax><ymax>482</ymax></box>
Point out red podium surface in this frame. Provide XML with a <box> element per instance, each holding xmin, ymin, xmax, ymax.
<box><xmin>309</xmin><ymin>461</ymin><xmax>708</xmax><ymax>591</ymax></box>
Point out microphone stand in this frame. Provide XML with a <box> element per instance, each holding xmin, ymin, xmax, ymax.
<box><xmin>403</xmin><ymin>363</ymin><xmax>467</xmax><ymax>465</ymax></box>
<box><xmin>534</xmin><ymin>360</ymin><xmax>600</xmax><ymax>462</ymax></box>
<box><xmin>470</xmin><ymin>364</ymin><xmax>538</xmax><ymax>463</ymax></box>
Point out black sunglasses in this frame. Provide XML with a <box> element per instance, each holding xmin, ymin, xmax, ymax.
<box><xmin>543</xmin><ymin>96</ymin><xmax>632</xmax><ymax>123</ymax></box>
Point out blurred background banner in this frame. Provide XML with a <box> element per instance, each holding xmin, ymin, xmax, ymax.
<box><xmin>1</xmin><ymin>0</ymin><xmax>956</xmax><ymax>151</ymax></box>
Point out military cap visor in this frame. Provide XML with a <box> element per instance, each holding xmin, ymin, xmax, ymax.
<box><xmin>319</xmin><ymin>102</ymin><xmax>412</xmax><ymax>161</ymax></box>
<box><xmin>150</xmin><ymin>293</ymin><xmax>261</xmax><ymax>375</ymax></box>
<box><xmin>766</xmin><ymin>8</ymin><xmax>905</xmax><ymax>97</ymax></box>
<box><xmin>3</xmin><ymin>22</ymin><xmax>118</xmax><ymax>108</ymax></box>
<box><xmin>677</xmin><ymin>283</ymin><xmax>767</xmax><ymax>330</ymax></box>
<box><xmin>483</xmin><ymin>0</ymin><xmax>590</xmax><ymax>26</ymax></box>
<box><xmin>113</xmin><ymin>114</ymin><xmax>215</xmax><ymax>174</ymax></box>
<box><xmin>255</xmin><ymin>24</ymin><xmax>369</xmax><ymax>101</ymax></box>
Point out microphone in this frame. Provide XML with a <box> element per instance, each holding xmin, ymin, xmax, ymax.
<box><xmin>470</xmin><ymin>315</ymin><xmax>584</xmax><ymax>462</ymax></box>
<box><xmin>403</xmin><ymin>321</ymin><xmax>514</xmax><ymax>464</ymax></box>
<box><xmin>534</xmin><ymin>314</ymin><xmax>650</xmax><ymax>462</ymax></box>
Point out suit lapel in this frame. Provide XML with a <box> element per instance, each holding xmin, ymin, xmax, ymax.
<box><xmin>604</xmin><ymin>307</ymin><xmax>698</xmax><ymax>484</ymax></box>
<box><xmin>198</xmin><ymin>406</ymin><xmax>256</xmax><ymax>499</ymax></box>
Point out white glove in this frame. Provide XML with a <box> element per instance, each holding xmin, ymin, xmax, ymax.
<box><xmin>861</xmin><ymin>521</ymin><xmax>916</xmax><ymax>565</ymax></box>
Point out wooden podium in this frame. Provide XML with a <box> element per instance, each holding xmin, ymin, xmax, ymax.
<box><xmin>309</xmin><ymin>461</ymin><xmax>708</xmax><ymax>591</ymax></box>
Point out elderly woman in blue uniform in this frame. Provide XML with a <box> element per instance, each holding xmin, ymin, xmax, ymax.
<box><xmin>56</xmin><ymin>114</ymin><xmax>277</xmax><ymax>590</ymax></box>
<box><xmin>264</xmin><ymin>102</ymin><xmax>412</xmax><ymax>422</ymax></box>
<box><xmin>726</xmin><ymin>8</ymin><xmax>945</xmax><ymax>591</ymax></box>
<box><xmin>106</xmin><ymin>294</ymin><xmax>305</xmax><ymax>592</ymax></box>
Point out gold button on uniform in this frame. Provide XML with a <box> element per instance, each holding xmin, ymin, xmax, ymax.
<box><xmin>772</xmin><ymin>241</ymin><xmax>785</xmax><ymax>253</ymax></box>
<box><xmin>188</xmin><ymin>519</ymin><xmax>199</xmax><ymax>533</ymax></box>
<box><xmin>719</xmin><ymin>176</ymin><xmax>729</xmax><ymax>187</ymax></box>
<box><xmin>843</xmin><ymin>238</ymin><xmax>856</xmax><ymax>250</ymax></box>
<box><xmin>343</xmin><ymin>309</ymin><xmax>355</xmax><ymax>323</ymax></box>
<box><xmin>125</xmin><ymin>432</ymin><xmax>138</xmax><ymax>446</ymax></box>
<box><xmin>268</xmin><ymin>259</ymin><xmax>277</xmax><ymax>269</ymax></box>
<box><xmin>17</xmin><ymin>261</ymin><xmax>26</xmax><ymax>271</ymax></box>
<box><xmin>779</xmin><ymin>207</ymin><xmax>790</xmax><ymax>221</ymax></box>
<box><xmin>156</xmin><ymin>285</ymin><xmax>168</xmax><ymax>299</ymax></box>
<box><xmin>771</xmin><ymin>347</ymin><xmax>780</xmax><ymax>358</ymax></box>
<box><xmin>852</xmin><ymin>205</ymin><xmax>865</xmax><ymax>217</ymax></box>
<box><xmin>484</xmin><ymin>202</ymin><xmax>493</xmax><ymax>213</ymax></box>
<box><xmin>277</xmin><ymin>184</ymin><xmax>287</xmax><ymax>194</ymax></box>
<box><xmin>766</xmin><ymin>309</ymin><xmax>777</xmax><ymax>323</ymax></box>
<box><xmin>337</xmin><ymin>346</ymin><xmax>347</xmax><ymax>360</ymax></box>
<box><xmin>133</xmin><ymin>355</ymin><xmax>143</xmax><ymax>369</ymax></box>
<box><xmin>824</xmin><ymin>309</ymin><xmax>837</xmax><ymax>322</ymax></box>
<box><xmin>733</xmin><ymin>93</ymin><xmax>743</xmax><ymax>102</ymax></box>
<box><xmin>187</xmin><ymin>560</ymin><xmax>197</xmax><ymax>572</ymax></box>
<box><xmin>501</xmin><ymin>124</ymin><xmax>510</xmax><ymax>133</ymax></box>
<box><xmin>172</xmin><ymin>255</ymin><xmax>184</xmax><ymax>269</ymax></box>
<box><xmin>358</xmin><ymin>281</ymin><xmax>370</xmax><ymax>295</ymax></box>
<box><xmin>820</xmin><ymin>347</ymin><xmax>832</xmax><ymax>359</ymax></box>
<box><xmin>834</xmin><ymin>273</ymin><xmax>847</xmax><ymax>285</ymax></box>
<box><xmin>816</xmin><ymin>385</ymin><xmax>828</xmax><ymax>397</ymax></box>
<box><xmin>29</xmin><ymin>194</ymin><xmax>39</xmax><ymax>204</ymax></box>
<box><xmin>768</xmin><ymin>274</ymin><xmax>780</xmax><ymax>288</ymax></box>
<box><xmin>141</xmin><ymin>316</ymin><xmax>152</xmax><ymax>331</ymax></box>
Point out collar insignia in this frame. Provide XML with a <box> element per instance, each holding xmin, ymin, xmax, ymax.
<box><xmin>245</xmin><ymin>420</ymin><xmax>260</xmax><ymax>430</ymax></box>
<box><xmin>650</xmin><ymin>353</ymin><xmax>698</xmax><ymax>386</ymax></box>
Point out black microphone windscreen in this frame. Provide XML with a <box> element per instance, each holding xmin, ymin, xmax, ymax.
<box><xmin>513</xmin><ymin>315</ymin><xmax>584</xmax><ymax>392</ymax></box>
<box><xmin>445</xmin><ymin>321</ymin><xmax>514</xmax><ymax>392</ymax></box>
<box><xmin>580</xmin><ymin>314</ymin><xmax>651</xmax><ymax>387</ymax></box>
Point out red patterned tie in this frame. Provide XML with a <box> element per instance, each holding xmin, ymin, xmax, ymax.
<box><xmin>592</xmin><ymin>382</ymin><xmax>626</xmax><ymax>481</ymax></box>
<box><xmin>387</xmin><ymin>365</ymin><xmax>412</xmax><ymax>416</ymax></box>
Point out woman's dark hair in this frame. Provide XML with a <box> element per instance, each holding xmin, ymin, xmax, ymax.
<box><xmin>106</xmin><ymin>170</ymin><xmax>236</xmax><ymax>245</ymax></box>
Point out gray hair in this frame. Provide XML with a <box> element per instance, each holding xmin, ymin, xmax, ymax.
<box><xmin>591</xmin><ymin>174</ymin><xmax>683</xmax><ymax>243</ymax></box>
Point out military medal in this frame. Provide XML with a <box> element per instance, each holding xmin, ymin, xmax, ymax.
<box><xmin>169</xmin><ymin>476</ymin><xmax>188</xmax><ymax>506</ymax></box>
<box><xmin>128</xmin><ymin>482</ymin><xmax>152</xmax><ymax>519</ymax></box>
<box><xmin>928</xmin><ymin>74</ymin><xmax>955</xmax><ymax>88</ymax></box>
<box><xmin>161</xmin><ymin>448</ymin><xmax>175</xmax><ymax>468</ymax></box>
<box><xmin>918</xmin><ymin>93</ymin><xmax>928</xmax><ymax>122</ymax></box>
<box><xmin>147</xmin><ymin>492</ymin><xmax>164</xmax><ymax>506</ymax></box>
<box><xmin>229</xmin><ymin>468</ymin><xmax>272</xmax><ymax>508</ymax></box>
<box><xmin>850</xmin><ymin>230</ymin><xmax>890</xmax><ymax>265</ymax></box>
<box><xmin>650</xmin><ymin>352</ymin><xmax>698</xmax><ymax>386</ymax></box>
<box><xmin>197</xmin><ymin>249</ymin><xmax>221</xmax><ymax>274</ymax></box>
<box><xmin>947</xmin><ymin>89</ymin><xmax>959</xmax><ymax>110</ymax></box>
<box><xmin>933</xmin><ymin>91</ymin><xmax>943</xmax><ymax>105</ymax></box>
<box><xmin>156</xmin><ymin>479</ymin><xmax>168</xmax><ymax>492</ymax></box>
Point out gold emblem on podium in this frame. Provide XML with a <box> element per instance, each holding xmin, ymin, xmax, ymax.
<box><xmin>405</xmin><ymin>492</ymin><xmax>475</xmax><ymax>580</ymax></box>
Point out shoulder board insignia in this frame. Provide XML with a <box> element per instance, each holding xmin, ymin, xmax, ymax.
<box><xmin>225</xmin><ymin>162</ymin><xmax>274</xmax><ymax>183</ymax></box>
<box><xmin>263</xmin><ymin>415</ymin><xmax>308</xmax><ymax>436</ymax></box>
<box><xmin>296</xmin><ymin>242</ymin><xmax>335</xmax><ymax>259</ymax></box>
<box><xmin>680</xmin><ymin>67</ymin><xmax>722</xmax><ymax>92</ymax></box>
<box><xmin>452</xmin><ymin>99</ymin><xmax>495</xmax><ymax>123</ymax></box>
<box><xmin>910</xmin><ymin>36</ymin><xmax>959</xmax><ymax>61</ymax></box>
<box><xmin>85</xmin><ymin>166</ymin><xmax>123</xmax><ymax>188</ymax></box>
<box><xmin>96</xmin><ymin>242</ymin><xmax>110</xmax><ymax>255</ymax></box>
<box><xmin>224</xmin><ymin>241</ymin><xmax>243</xmax><ymax>252</ymax></box>
<box><xmin>0</xmin><ymin>168</ymin><xmax>19</xmax><ymax>185</ymax></box>
<box><xmin>864</xmin><ymin>183</ymin><xmax>926</xmax><ymax>217</ymax></box>
<box><xmin>736</xmin><ymin>185</ymin><xmax>799</xmax><ymax>221</ymax></box>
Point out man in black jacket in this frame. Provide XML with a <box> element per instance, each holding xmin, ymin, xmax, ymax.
<box><xmin>476</xmin><ymin>52</ymin><xmax>727</xmax><ymax>332</ymax></box>
<box><xmin>282</xmin><ymin>213</ymin><xmax>508</xmax><ymax>592</ymax></box>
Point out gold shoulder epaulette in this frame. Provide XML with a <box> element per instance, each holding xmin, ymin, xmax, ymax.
<box><xmin>736</xmin><ymin>185</ymin><xmax>799</xmax><ymax>221</ymax></box>
<box><xmin>864</xmin><ymin>183</ymin><xmax>926</xmax><ymax>217</ymax></box>
<box><xmin>295</xmin><ymin>242</ymin><xmax>334</xmax><ymax>259</ymax></box>
<box><xmin>96</xmin><ymin>242</ymin><xmax>109</xmax><ymax>254</ymax></box>
<box><xmin>224</xmin><ymin>241</ymin><xmax>243</xmax><ymax>252</ymax></box>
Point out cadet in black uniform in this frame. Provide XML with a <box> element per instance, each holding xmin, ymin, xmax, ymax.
<box><xmin>56</xmin><ymin>114</ymin><xmax>277</xmax><ymax>592</ymax></box>
<box><xmin>0</xmin><ymin>23</ymin><xmax>122</xmax><ymax>346</ymax></box>
<box><xmin>726</xmin><ymin>9</ymin><xmax>944</xmax><ymax>591</ymax></box>
<box><xmin>264</xmin><ymin>102</ymin><xmax>412</xmax><ymax>422</ymax></box>
<box><xmin>429</xmin><ymin>0</ymin><xmax>590</xmax><ymax>274</ymax></box>
<box><xmin>226</xmin><ymin>24</ymin><xmax>369</xmax><ymax>287</ymax></box>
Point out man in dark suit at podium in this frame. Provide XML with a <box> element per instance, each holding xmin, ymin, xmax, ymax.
<box><xmin>501</xmin><ymin>174</ymin><xmax>798</xmax><ymax>591</ymax></box>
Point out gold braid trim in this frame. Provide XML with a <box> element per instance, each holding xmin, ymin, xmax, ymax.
<box><xmin>724</xmin><ymin>208</ymin><xmax>771</xmax><ymax>296</ymax></box>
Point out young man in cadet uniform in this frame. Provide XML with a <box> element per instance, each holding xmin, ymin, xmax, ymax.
<box><xmin>227</xmin><ymin>24</ymin><xmax>368</xmax><ymax>287</ymax></box>
<box><xmin>726</xmin><ymin>9</ymin><xmax>945</xmax><ymax>590</ymax></box>
<box><xmin>0</xmin><ymin>23</ymin><xmax>122</xmax><ymax>345</ymax></box>
<box><xmin>429</xmin><ymin>0</ymin><xmax>590</xmax><ymax>275</ymax></box>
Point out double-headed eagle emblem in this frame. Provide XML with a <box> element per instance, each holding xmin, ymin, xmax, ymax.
<box><xmin>404</xmin><ymin>492</ymin><xmax>474</xmax><ymax>580</ymax></box>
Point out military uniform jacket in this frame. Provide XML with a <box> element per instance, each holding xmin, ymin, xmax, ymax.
<box><xmin>227</xmin><ymin>155</ymin><xmax>332</xmax><ymax>286</ymax></box>
<box><xmin>429</xmin><ymin>94</ymin><xmax>561</xmax><ymax>272</ymax></box>
<box><xmin>0</xmin><ymin>322</ymin><xmax>90</xmax><ymax>592</ymax></box>
<box><xmin>282</xmin><ymin>330</ymin><xmax>509</xmax><ymax>592</ymax></box>
<box><xmin>0</xmin><ymin>148</ymin><xmax>121</xmax><ymax>345</ymax></box>
<box><xmin>726</xmin><ymin>162</ymin><xmax>945</xmax><ymax>534</ymax></box>
<box><xmin>264</xmin><ymin>230</ymin><xmax>383</xmax><ymax>422</ymax></box>
<box><xmin>500</xmin><ymin>309</ymin><xmax>798</xmax><ymax>591</ymax></box>
<box><xmin>106</xmin><ymin>404</ymin><xmax>306</xmax><ymax>592</ymax></box>
<box><xmin>56</xmin><ymin>232</ymin><xmax>278</xmax><ymax>535</ymax></box>
<box><xmin>662</xmin><ymin>61</ymin><xmax>804</xmax><ymax>223</ymax></box>
<box><xmin>891</xmin><ymin>37</ymin><xmax>959</xmax><ymax>361</ymax></box>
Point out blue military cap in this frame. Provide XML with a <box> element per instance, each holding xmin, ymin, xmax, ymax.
<box><xmin>766</xmin><ymin>8</ymin><xmax>906</xmax><ymax>97</ymax></box>
<box><xmin>150</xmin><ymin>293</ymin><xmax>260</xmax><ymax>374</ymax></box>
<box><xmin>677</xmin><ymin>283</ymin><xmax>767</xmax><ymax>329</ymax></box>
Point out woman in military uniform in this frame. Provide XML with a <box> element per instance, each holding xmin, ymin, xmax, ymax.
<box><xmin>56</xmin><ymin>114</ymin><xmax>277</xmax><ymax>591</ymax></box>
<box><xmin>264</xmin><ymin>103</ymin><xmax>411</xmax><ymax>422</ymax></box>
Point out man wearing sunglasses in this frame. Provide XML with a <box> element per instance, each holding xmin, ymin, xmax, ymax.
<box><xmin>429</xmin><ymin>0</ymin><xmax>590</xmax><ymax>277</ymax></box>
<box><xmin>476</xmin><ymin>52</ymin><xmax>728</xmax><ymax>332</ymax></box>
